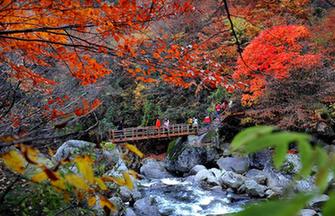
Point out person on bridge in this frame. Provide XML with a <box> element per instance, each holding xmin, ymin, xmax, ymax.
<box><xmin>221</xmin><ymin>100</ymin><xmax>228</xmax><ymax>115</ymax></box>
<box><xmin>163</xmin><ymin>118</ymin><xmax>170</xmax><ymax>132</ymax></box>
<box><xmin>203</xmin><ymin>115</ymin><xmax>211</xmax><ymax>128</ymax></box>
<box><xmin>117</xmin><ymin>120</ymin><xmax>124</xmax><ymax>139</ymax></box>
<box><xmin>215</xmin><ymin>103</ymin><xmax>221</xmax><ymax>118</ymax></box>
<box><xmin>155</xmin><ymin>118</ymin><xmax>161</xmax><ymax>128</ymax></box>
<box><xmin>192</xmin><ymin>117</ymin><xmax>198</xmax><ymax>128</ymax></box>
<box><xmin>187</xmin><ymin>117</ymin><xmax>193</xmax><ymax>126</ymax></box>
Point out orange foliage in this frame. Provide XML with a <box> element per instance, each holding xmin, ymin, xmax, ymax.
<box><xmin>0</xmin><ymin>0</ymin><xmax>193</xmax><ymax>87</ymax></box>
<box><xmin>233</xmin><ymin>25</ymin><xmax>321</xmax><ymax>106</ymax></box>
<box><xmin>74</xmin><ymin>98</ymin><xmax>102</xmax><ymax>117</ymax></box>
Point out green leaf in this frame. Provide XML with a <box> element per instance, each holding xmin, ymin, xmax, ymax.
<box><xmin>315</xmin><ymin>165</ymin><xmax>329</xmax><ymax>192</ymax></box>
<box><xmin>314</xmin><ymin>146</ymin><xmax>330</xmax><ymax>192</ymax></box>
<box><xmin>315</xmin><ymin>146</ymin><xmax>328</xmax><ymax>167</ymax></box>
<box><xmin>231</xmin><ymin>126</ymin><xmax>274</xmax><ymax>152</ymax></box>
<box><xmin>242</xmin><ymin>132</ymin><xmax>310</xmax><ymax>153</ymax></box>
<box><xmin>231</xmin><ymin>194</ymin><xmax>312</xmax><ymax>216</ymax></box>
<box><xmin>322</xmin><ymin>192</ymin><xmax>335</xmax><ymax>216</ymax></box>
<box><xmin>298</xmin><ymin>141</ymin><xmax>313</xmax><ymax>177</ymax></box>
<box><xmin>273</xmin><ymin>143</ymin><xmax>288</xmax><ymax>169</ymax></box>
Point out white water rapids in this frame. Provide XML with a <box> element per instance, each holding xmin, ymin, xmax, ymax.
<box><xmin>138</xmin><ymin>177</ymin><xmax>249</xmax><ymax>216</ymax></box>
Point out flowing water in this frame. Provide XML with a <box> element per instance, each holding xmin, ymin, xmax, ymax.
<box><xmin>138</xmin><ymin>178</ymin><xmax>250</xmax><ymax>216</ymax></box>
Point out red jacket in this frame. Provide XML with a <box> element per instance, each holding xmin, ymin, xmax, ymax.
<box><xmin>221</xmin><ymin>101</ymin><xmax>228</xmax><ymax>110</ymax></box>
<box><xmin>215</xmin><ymin>104</ymin><xmax>221</xmax><ymax>112</ymax></box>
<box><xmin>155</xmin><ymin>119</ymin><xmax>161</xmax><ymax>128</ymax></box>
<box><xmin>203</xmin><ymin>116</ymin><xmax>211</xmax><ymax>124</ymax></box>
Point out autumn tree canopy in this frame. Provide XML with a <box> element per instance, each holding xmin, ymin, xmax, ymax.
<box><xmin>0</xmin><ymin>0</ymin><xmax>334</xmax><ymax>144</ymax></box>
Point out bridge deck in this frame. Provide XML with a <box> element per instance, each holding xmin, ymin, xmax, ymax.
<box><xmin>109</xmin><ymin>124</ymin><xmax>198</xmax><ymax>143</ymax></box>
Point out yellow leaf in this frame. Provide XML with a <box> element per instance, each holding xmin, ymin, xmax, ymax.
<box><xmin>128</xmin><ymin>169</ymin><xmax>140</xmax><ymax>179</ymax></box>
<box><xmin>76</xmin><ymin>190</ymin><xmax>85</xmax><ymax>201</ymax></box>
<box><xmin>1</xmin><ymin>150</ymin><xmax>26</xmax><ymax>174</ymax></box>
<box><xmin>88</xmin><ymin>196</ymin><xmax>96</xmax><ymax>207</ymax></box>
<box><xmin>19</xmin><ymin>145</ymin><xmax>40</xmax><ymax>164</ymax></box>
<box><xmin>47</xmin><ymin>147</ymin><xmax>54</xmax><ymax>157</ymax></box>
<box><xmin>63</xmin><ymin>192</ymin><xmax>71</xmax><ymax>203</ymax></box>
<box><xmin>123</xmin><ymin>144</ymin><xmax>144</xmax><ymax>158</ymax></box>
<box><xmin>74</xmin><ymin>155</ymin><xmax>94</xmax><ymax>184</ymax></box>
<box><xmin>100</xmin><ymin>195</ymin><xmax>117</xmax><ymax>214</ymax></box>
<box><xmin>51</xmin><ymin>178</ymin><xmax>67</xmax><ymax>190</ymax></box>
<box><xmin>31</xmin><ymin>171</ymin><xmax>48</xmax><ymax>183</ymax></box>
<box><xmin>101</xmin><ymin>176</ymin><xmax>126</xmax><ymax>186</ymax></box>
<box><xmin>65</xmin><ymin>174</ymin><xmax>90</xmax><ymax>191</ymax></box>
<box><xmin>123</xmin><ymin>172</ymin><xmax>134</xmax><ymax>190</ymax></box>
<box><xmin>0</xmin><ymin>135</ymin><xmax>15</xmax><ymax>143</ymax></box>
<box><xmin>95</xmin><ymin>177</ymin><xmax>107</xmax><ymax>190</ymax></box>
<box><xmin>41</xmin><ymin>166</ymin><xmax>60</xmax><ymax>181</ymax></box>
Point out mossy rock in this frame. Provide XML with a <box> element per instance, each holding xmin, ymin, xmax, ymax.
<box><xmin>167</xmin><ymin>137</ymin><xmax>187</xmax><ymax>161</ymax></box>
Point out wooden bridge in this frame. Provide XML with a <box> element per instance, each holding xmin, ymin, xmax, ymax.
<box><xmin>109</xmin><ymin>124</ymin><xmax>199</xmax><ymax>144</ymax></box>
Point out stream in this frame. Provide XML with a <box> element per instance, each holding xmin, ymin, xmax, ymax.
<box><xmin>137</xmin><ymin>177</ymin><xmax>250</xmax><ymax>216</ymax></box>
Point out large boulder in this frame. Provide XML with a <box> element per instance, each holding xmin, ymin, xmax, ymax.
<box><xmin>166</xmin><ymin>131</ymin><xmax>221</xmax><ymax>174</ymax></box>
<box><xmin>219</xmin><ymin>171</ymin><xmax>246</xmax><ymax>189</ymax></box>
<box><xmin>54</xmin><ymin>140</ymin><xmax>95</xmax><ymax>162</ymax></box>
<box><xmin>239</xmin><ymin>179</ymin><xmax>267</xmax><ymax>197</ymax></box>
<box><xmin>140</xmin><ymin>159</ymin><xmax>173</xmax><ymax>179</ymax></box>
<box><xmin>217</xmin><ymin>156</ymin><xmax>250</xmax><ymax>174</ymax></box>
<box><xmin>134</xmin><ymin>197</ymin><xmax>161</xmax><ymax>216</ymax></box>
<box><xmin>245</xmin><ymin>169</ymin><xmax>267</xmax><ymax>185</ymax></box>
<box><xmin>200</xmin><ymin>128</ymin><xmax>220</xmax><ymax>146</ymax></box>
<box><xmin>166</xmin><ymin>146</ymin><xmax>219</xmax><ymax>174</ymax></box>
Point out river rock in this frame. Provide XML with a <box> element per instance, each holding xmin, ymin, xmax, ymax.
<box><xmin>239</xmin><ymin>179</ymin><xmax>267</xmax><ymax>197</ymax></box>
<box><xmin>209</xmin><ymin>168</ymin><xmax>223</xmax><ymax>179</ymax></box>
<box><xmin>245</xmin><ymin>169</ymin><xmax>267</xmax><ymax>185</ymax></box>
<box><xmin>189</xmin><ymin>164</ymin><xmax>207</xmax><ymax>175</ymax></box>
<box><xmin>54</xmin><ymin>140</ymin><xmax>95</xmax><ymax>162</ymax></box>
<box><xmin>120</xmin><ymin>186</ymin><xmax>142</xmax><ymax>202</ymax></box>
<box><xmin>104</xmin><ymin>155</ymin><xmax>129</xmax><ymax>178</ymax></box>
<box><xmin>316</xmin><ymin>121</ymin><xmax>335</xmax><ymax>137</ymax></box>
<box><xmin>264</xmin><ymin>189</ymin><xmax>278</xmax><ymax>198</ymax></box>
<box><xmin>194</xmin><ymin>169</ymin><xmax>220</xmax><ymax>185</ymax></box>
<box><xmin>140</xmin><ymin>159</ymin><xmax>173</xmax><ymax>179</ymax></box>
<box><xmin>263</xmin><ymin>167</ymin><xmax>291</xmax><ymax>194</ymax></box>
<box><xmin>124</xmin><ymin>208</ymin><xmax>137</xmax><ymax>216</ymax></box>
<box><xmin>299</xmin><ymin>209</ymin><xmax>318</xmax><ymax>216</ymax></box>
<box><xmin>220</xmin><ymin>171</ymin><xmax>245</xmax><ymax>189</ymax></box>
<box><xmin>281</xmin><ymin>154</ymin><xmax>301</xmax><ymax>174</ymax></box>
<box><xmin>134</xmin><ymin>197</ymin><xmax>160</xmax><ymax>216</ymax></box>
<box><xmin>108</xmin><ymin>196</ymin><xmax>124</xmax><ymax>216</ymax></box>
<box><xmin>217</xmin><ymin>156</ymin><xmax>250</xmax><ymax>174</ymax></box>
<box><xmin>295</xmin><ymin>177</ymin><xmax>316</xmax><ymax>193</ymax></box>
<box><xmin>308</xmin><ymin>194</ymin><xmax>329</xmax><ymax>208</ymax></box>
<box><xmin>249</xmin><ymin>150</ymin><xmax>272</xmax><ymax>170</ymax></box>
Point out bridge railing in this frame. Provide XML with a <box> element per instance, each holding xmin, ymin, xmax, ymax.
<box><xmin>109</xmin><ymin>124</ymin><xmax>198</xmax><ymax>143</ymax></box>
